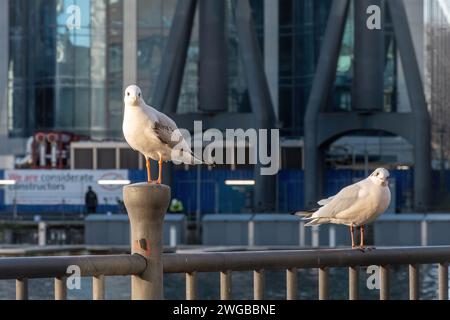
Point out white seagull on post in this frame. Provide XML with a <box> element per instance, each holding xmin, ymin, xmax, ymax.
<box><xmin>292</xmin><ymin>168</ymin><xmax>391</xmax><ymax>248</ymax></box>
<box><xmin>122</xmin><ymin>85</ymin><xmax>204</xmax><ymax>184</ymax></box>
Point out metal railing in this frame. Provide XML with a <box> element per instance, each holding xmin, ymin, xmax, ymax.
<box><xmin>162</xmin><ymin>247</ymin><xmax>450</xmax><ymax>300</ymax></box>
<box><xmin>0</xmin><ymin>183</ymin><xmax>449</xmax><ymax>300</ymax></box>
<box><xmin>0</xmin><ymin>255</ymin><xmax>146</xmax><ymax>300</ymax></box>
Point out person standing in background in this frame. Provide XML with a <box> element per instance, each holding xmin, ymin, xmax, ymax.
<box><xmin>85</xmin><ymin>186</ymin><xmax>98</xmax><ymax>214</ymax></box>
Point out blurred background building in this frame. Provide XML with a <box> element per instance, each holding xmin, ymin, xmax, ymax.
<box><xmin>0</xmin><ymin>0</ymin><xmax>449</xmax><ymax>215</ymax></box>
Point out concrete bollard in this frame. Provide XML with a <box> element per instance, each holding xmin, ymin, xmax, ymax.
<box><xmin>123</xmin><ymin>183</ymin><xmax>171</xmax><ymax>300</ymax></box>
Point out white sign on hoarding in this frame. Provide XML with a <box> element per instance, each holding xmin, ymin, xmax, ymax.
<box><xmin>4</xmin><ymin>170</ymin><xmax>128</xmax><ymax>205</ymax></box>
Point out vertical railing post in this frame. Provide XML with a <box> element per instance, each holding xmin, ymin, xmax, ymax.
<box><xmin>16</xmin><ymin>278</ymin><xmax>28</xmax><ymax>300</ymax></box>
<box><xmin>380</xmin><ymin>265</ymin><xmax>390</xmax><ymax>300</ymax></box>
<box><xmin>93</xmin><ymin>275</ymin><xmax>105</xmax><ymax>300</ymax></box>
<box><xmin>220</xmin><ymin>270</ymin><xmax>232</xmax><ymax>300</ymax></box>
<box><xmin>248</xmin><ymin>218</ymin><xmax>255</xmax><ymax>247</ymax></box>
<box><xmin>349</xmin><ymin>266</ymin><xmax>359</xmax><ymax>300</ymax></box>
<box><xmin>54</xmin><ymin>276</ymin><xmax>67</xmax><ymax>300</ymax></box>
<box><xmin>409</xmin><ymin>264</ymin><xmax>419</xmax><ymax>300</ymax></box>
<box><xmin>286</xmin><ymin>268</ymin><xmax>297</xmax><ymax>300</ymax></box>
<box><xmin>439</xmin><ymin>263</ymin><xmax>448</xmax><ymax>300</ymax></box>
<box><xmin>186</xmin><ymin>272</ymin><xmax>198</xmax><ymax>300</ymax></box>
<box><xmin>124</xmin><ymin>183</ymin><xmax>171</xmax><ymax>300</ymax></box>
<box><xmin>253</xmin><ymin>269</ymin><xmax>265</xmax><ymax>300</ymax></box>
<box><xmin>318</xmin><ymin>267</ymin><xmax>329</xmax><ymax>300</ymax></box>
<box><xmin>298</xmin><ymin>221</ymin><xmax>305</xmax><ymax>247</ymax></box>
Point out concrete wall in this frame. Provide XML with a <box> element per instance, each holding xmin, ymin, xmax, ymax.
<box><xmin>202</xmin><ymin>213</ymin><xmax>450</xmax><ymax>247</ymax></box>
<box><xmin>202</xmin><ymin>214</ymin><xmax>252</xmax><ymax>246</ymax></box>
<box><xmin>83</xmin><ymin>212</ymin><xmax>450</xmax><ymax>247</ymax></box>
<box><xmin>84</xmin><ymin>214</ymin><xmax>186</xmax><ymax>246</ymax></box>
<box><xmin>202</xmin><ymin>214</ymin><xmax>351</xmax><ymax>247</ymax></box>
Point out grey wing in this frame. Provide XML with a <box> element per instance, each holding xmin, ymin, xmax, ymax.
<box><xmin>152</xmin><ymin>112</ymin><xmax>184</xmax><ymax>148</ymax></box>
<box><xmin>315</xmin><ymin>183</ymin><xmax>364</xmax><ymax>218</ymax></box>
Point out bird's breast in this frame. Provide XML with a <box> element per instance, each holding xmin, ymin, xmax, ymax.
<box><xmin>364</xmin><ymin>187</ymin><xmax>391</xmax><ymax>224</ymax></box>
<box><xmin>123</xmin><ymin>111</ymin><xmax>168</xmax><ymax>160</ymax></box>
<box><xmin>377</xmin><ymin>187</ymin><xmax>391</xmax><ymax>213</ymax></box>
<box><xmin>123</xmin><ymin>112</ymin><xmax>150</xmax><ymax>148</ymax></box>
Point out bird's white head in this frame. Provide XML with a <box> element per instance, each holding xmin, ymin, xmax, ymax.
<box><xmin>369</xmin><ymin>167</ymin><xmax>390</xmax><ymax>186</ymax></box>
<box><xmin>124</xmin><ymin>85</ymin><xmax>143</xmax><ymax>107</ymax></box>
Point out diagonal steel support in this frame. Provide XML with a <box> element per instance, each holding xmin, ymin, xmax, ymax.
<box><xmin>153</xmin><ymin>0</ymin><xmax>278</xmax><ymax>211</ymax></box>
<box><xmin>152</xmin><ymin>0</ymin><xmax>197</xmax><ymax>113</ymax></box>
<box><xmin>234</xmin><ymin>0</ymin><xmax>277</xmax><ymax>211</ymax></box>
<box><xmin>304</xmin><ymin>0</ymin><xmax>430</xmax><ymax>211</ymax></box>
<box><xmin>304</xmin><ymin>0</ymin><xmax>350</xmax><ymax>208</ymax></box>
<box><xmin>233</xmin><ymin>0</ymin><xmax>276</xmax><ymax>126</ymax></box>
<box><xmin>387</xmin><ymin>0</ymin><xmax>431</xmax><ymax>211</ymax></box>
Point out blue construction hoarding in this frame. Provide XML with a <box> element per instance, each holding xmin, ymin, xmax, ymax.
<box><xmin>0</xmin><ymin>168</ymin><xmax>426</xmax><ymax>215</ymax></box>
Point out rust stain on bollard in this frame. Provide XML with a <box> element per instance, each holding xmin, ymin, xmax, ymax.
<box><xmin>133</xmin><ymin>239</ymin><xmax>151</xmax><ymax>257</ymax></box>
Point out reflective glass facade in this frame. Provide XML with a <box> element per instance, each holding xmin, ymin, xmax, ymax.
<box><xmin>278</xmin><ymin>0</ymin><xmax>332</xmax><ymax>136</ymax></box>
<box><xmin>7</xmin><ymin>0</ymin><xmax>261</xmax><ymax>138</ymax></box>
<box><xmin>8</xmin><ymin>0</ymin><xmax>124</xmax><ymax>138</ymax></box>
<box><xmin>6</xmin><ymin>0</ymin><xmax>396</xmax><ymax>141</ymax></box>
<box><xmin>136</xmin><ymin>0</ymin><xmax>177</xmax><ymax>107</ymax></box>
<box><xmin>331</xmin><ymin>1</ymin><xmax>396</xmax><ymax>113</ymax></box>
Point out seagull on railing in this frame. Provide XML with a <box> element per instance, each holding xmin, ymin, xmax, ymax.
<box><xmin>122</xmin><ymin>85</ymin><xmax>205</xmax><ymax>184</ymax></box>
<box><xmin>292</xmin><ymin>168</ymin><xmax>391</xmax><ymax>249</ymax></box>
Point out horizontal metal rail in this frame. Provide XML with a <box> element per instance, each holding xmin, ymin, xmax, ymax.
<box><xmin>1</xmin><ymin>246</ymin><xmax>449</xmax><ymax>300</ymax></box>
<box><xmin>0</xmin><ymin>254</ymin><xmax>146</xmax><ymax>279</ymax></box>
<box><xmin>162</xmin><ymin>246</ymin><xmax>450</xmax><ymax>273</ymax></box>
<box><xmin>162</xmin><ymin>246</ymin><xmax>450</xmax><ymax>300</ymax></box>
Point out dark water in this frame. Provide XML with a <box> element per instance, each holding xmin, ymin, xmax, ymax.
<box><xmin>0</xmin><ymin>265</ymin><xmax>447</xmax><ymax>300</ymax></box>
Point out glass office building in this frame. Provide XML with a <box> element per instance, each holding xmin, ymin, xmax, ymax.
<box><xmin>9</xmin><ymin>0</ymin><xmax>128</xmax><ymax>139</ymax></box>
<box><xmin>7</xmin><ymin>0</ymin><xmax>183</xmax><ymax>139</ymax></box>
<box><xmin>278</xmin><ymin>0</ymin><xmax>331</xmax><ymax>136</ymax></box>
<box><xmin>2</xmin><ymin>0</ymin><xmax>405</xmax><ymax>154</ymax></box>
<box><xmin>4</xmin><ymin>0</ymin><xmax>336</xmax><ymax>141</ymax></box>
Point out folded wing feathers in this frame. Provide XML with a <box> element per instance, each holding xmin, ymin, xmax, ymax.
<box><xmin>291</xmin><ymin>182</ymin><xmax>365</xmax><ymax>225</ymax></box>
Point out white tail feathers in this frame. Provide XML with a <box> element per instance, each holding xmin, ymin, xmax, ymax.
<box><xmin>176</xmin><ymin>151</ymin><xmax>214</xmax><ymax>166</ymax></box>
<box><xmin>304</xmin><ymin>218</ymin><xmax>325</xmax><ymax>226</ymax></box>
<box><xmin>292</xmin><ymin>210</ymin><xmax>330</xmax><ymax>227</ymax></box>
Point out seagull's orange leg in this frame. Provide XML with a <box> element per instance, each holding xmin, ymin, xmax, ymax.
<box><xmin>157</xmin><ymin>155</ymin><xmax>162</xmax><ymax>184</ymax></box>
<box><xmin>350</xmin><ymin>225</ymin><xmax>355</xmax><ymax>248</ymax></box>
<box><xmin>360</xmin><ymin>225</ymin><xmax>365</xmax><ymax>248</ymax></box>
<box><xmin>146</xmin><ymin>158</ymin><xmax>153</xmax><ymax>183</ymax></box>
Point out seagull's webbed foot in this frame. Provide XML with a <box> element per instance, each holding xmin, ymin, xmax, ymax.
<box><xmin>360</xmin><ymin>246</ymin><xmax>375</xmax><ymax>252</ymax></box>
<box><xmin>356</xmin><ymin>245</ymin><xmax>375</xmax><ymax>252</ymax></box>
<box><xmin>356</xmin><ymin>244</ymin><xmax>369</xmax><ymax>252</ymax></box>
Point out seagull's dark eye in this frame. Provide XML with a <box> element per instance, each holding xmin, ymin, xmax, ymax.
<box><xmin>138</xmin><ymin>93</ymin><xmax>141</xmax><ymax>97</ymax></box>
<box><xmin>375</xmin><ymin>172</ymin><xmax>379</xmax><ymax>176</ymax></box>
<box><xmin>127</xmin><ymin>92</ymin><xmax>130</xmax><ymax>96</ymax></box>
